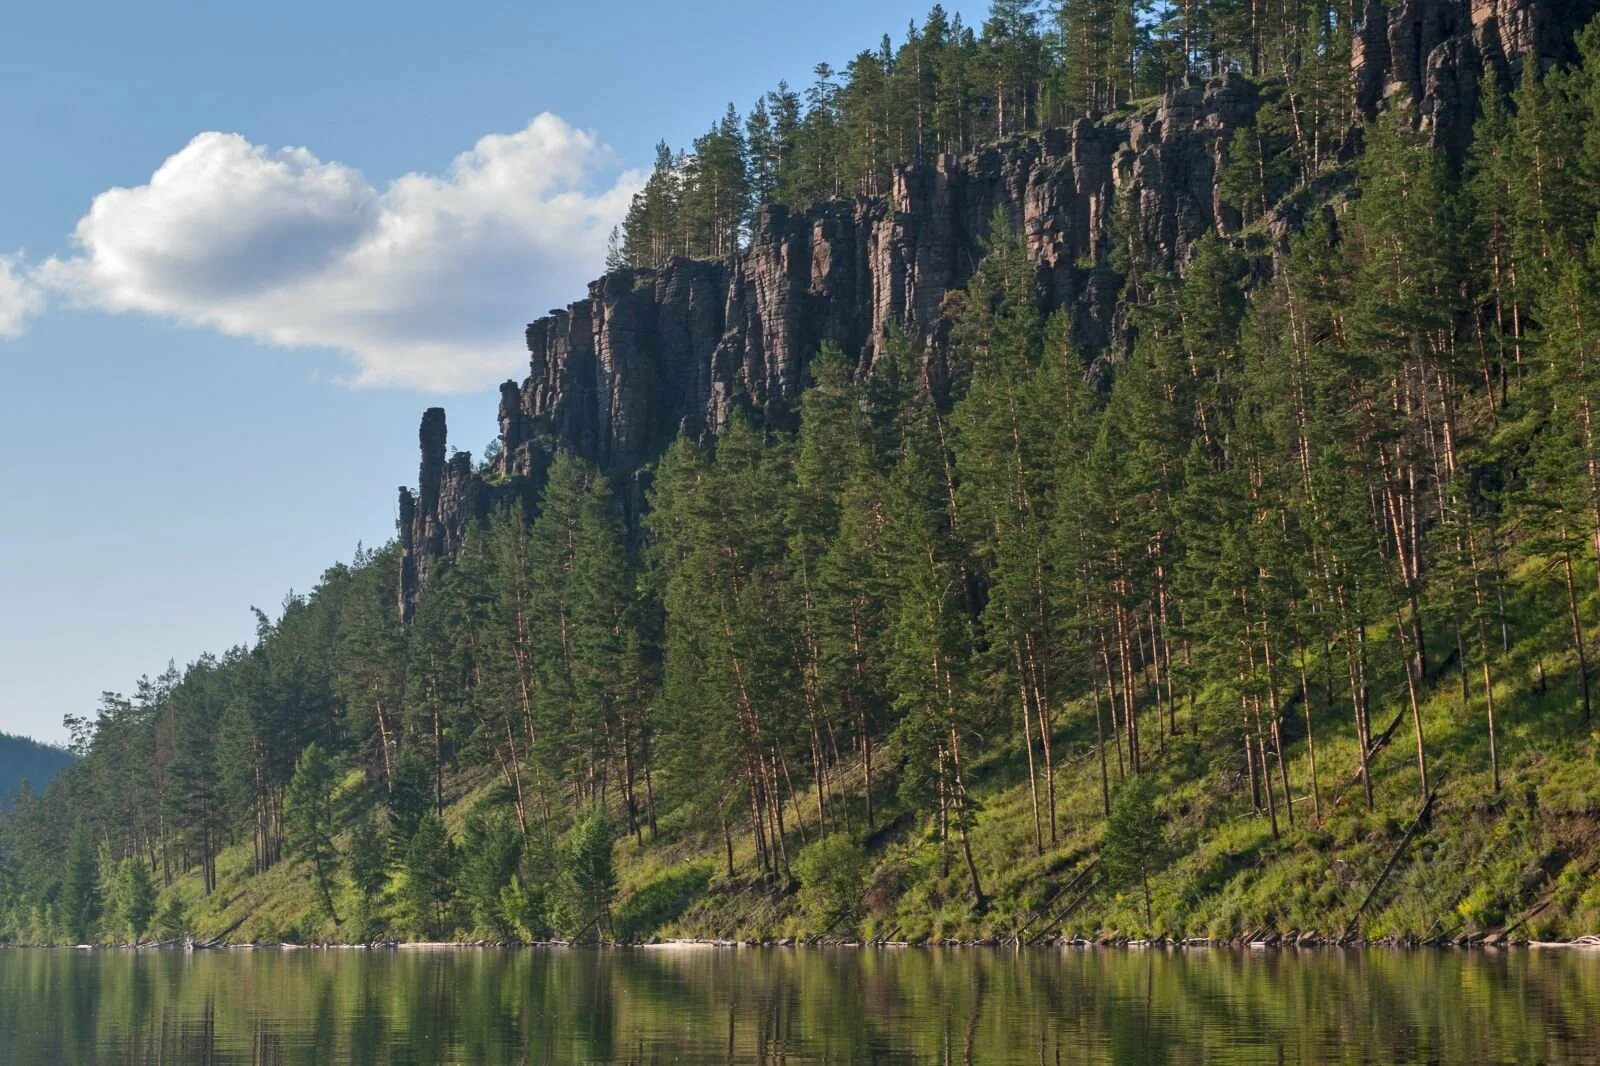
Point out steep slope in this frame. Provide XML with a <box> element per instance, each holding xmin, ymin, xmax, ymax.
<box><xmin>400</xmin><ymin>73</ymin><xmax>1261</xmax><ymax>615</ymax></box>
<box><xmin>1353</xmin><ymin>0</ymin><xmax>1600</xmax><ymax>157</ymax></box>
<box><xmin>398</xmin><ymin>0</ymin><xmax>1597</xmax><ymax>618</ymax></box>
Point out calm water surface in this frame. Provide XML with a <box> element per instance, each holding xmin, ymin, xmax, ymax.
<box><xmin>2</xmin><ymin>944</ymin><xmax>1599</xmax><ymax>1064</ymax></box>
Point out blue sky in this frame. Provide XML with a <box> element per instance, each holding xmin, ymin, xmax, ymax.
<box><xmin>1</xmin><ymin>0</ymin><xmax>975</xmax><ymax>744</ymax></box>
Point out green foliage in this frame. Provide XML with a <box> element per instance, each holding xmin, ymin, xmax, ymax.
<box><xmin>345</xmin><ymin>813</ymin><xmax>390</xmax><ymax>939</ymax></box>
<box><xmin>388</xmin><ymin>749</ymin><xmax>433</xmax><ymax>843</ymax></box>
<box><xmin>403</xmin><ymin>813</ymin><xmax>457</xmax><ymax>939</ymax></box>
<box><xmin>1102</xmin><ymin>776</ymin><xmax>1163</xmax><ymax>928</ymax></box>
<box><xmin>117</xmin><ymin>859</ymin><xmax>156</xmax><ymax>941</ymax></box>
<box><xmin>60</xmin><ymin>826</ymin><xmax>100</xmax><ymax>943</ymax></box>
<box><xmin>460</xmin><ymin>809</ymin><xmax>523</xmax><ymax>936</ymax></box>
<box><xmin>156</xmin><ymin>896</ymin><xmax>187</xmax><ymax>941</ymax></box>
<box><xmin>347</xmin><ymin>814</ymin><xmax>389</xmax><ymax>897</ymax></box>
<box><xmin>285</xmin><ymin>742</ymin><xmax>341</xmax><ymax>922</ymax></box>
<box><xmin>616</xmin><ymin>1</ymin><xmax>1350</xmax><ymax>267</ymax></box>
<box><xmin>794</xmin><ymin>836</ymin><xmax>869</xmax><ymax>931</ymax></box>
<box><xmin>557</xmin><ymin>808</ymin><xmax>616</xmax><ymax>941</ymax></box>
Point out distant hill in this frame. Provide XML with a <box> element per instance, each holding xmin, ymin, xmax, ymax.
<box><xmin>0</xmin><ymin>732</ymin><xmax>74</xmax><ymax>803</ymax></box>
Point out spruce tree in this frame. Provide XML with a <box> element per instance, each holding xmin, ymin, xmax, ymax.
<box><xmin>559</xmin><ymin>807</ymin><xmax>617</xmax><ymax>942</ymax></box>
<box><xmin>119</xmin><ymin>859</ymin><xmax>156</xmax><ymax>942</ymax></box>
<box><xmin>1102</xmin><ymin>775</ymin><xmax>1162</xmax><ymax>928</ymax></box>
<box><xmin>345</xmin><ymin>813</ymin><xmax>390</xmax><ymax>937</ymax></box>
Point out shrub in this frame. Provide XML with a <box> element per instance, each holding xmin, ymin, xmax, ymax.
<box><xmin>554</xmin><ymin>808</ymin><xmax>616</xmax><ymax>941</ymax></box>
<box><xmin>794</xmin><ymin>835</ymin><xmax>868</xmax><ymax>931</ymax></box>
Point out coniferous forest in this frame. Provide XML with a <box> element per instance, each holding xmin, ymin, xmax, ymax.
<box><xmin>14</xmin><ymin>1</ymin><xmax>1600</xmax><ymax>949</ymax></box>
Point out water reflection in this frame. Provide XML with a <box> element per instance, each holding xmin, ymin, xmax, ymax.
<box><xmin>0</xmin><ymin>945</ymin><xmax>1597</xmax><ymax>1064</ymax></box>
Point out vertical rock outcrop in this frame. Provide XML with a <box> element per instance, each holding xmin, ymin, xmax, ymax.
<box><xmin>397</xmin><ymin>74</ymin><xmax>1263</xmax><ymax>613</ymax></box>
<box><xmin>398</xmin><ymin>407</ymin><xmax>525</xmax><ymax>621</ymax></box>
<box><xmin>516</xmin><ymin>73</ymin><xmax>1258</xmax><ymax>476</ymax></box>
<box><xmin>1352</xmin><ymin>0</ymin><xmax>1600</xmax><ymax>156</ymax></box>
<box><xmin>395</xmin><ymin>4</ymin><xmax>1591</xmax><ymax>610</ymax></box>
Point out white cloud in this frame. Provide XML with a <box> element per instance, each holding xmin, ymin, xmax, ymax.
<box><xmin>0</xmin><ymin>254</ymin><xmax>44</xmax><ymax>339</ymax></box>
<box><xmin>35</xmin><ymin>115</ymin><xmax>642</xmax><ymax>390</ymax></box>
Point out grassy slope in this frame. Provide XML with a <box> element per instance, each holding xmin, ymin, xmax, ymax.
<box><xmin>156</xmin><ymin>560</ymin><xmax>1600</xmax><ymax>947</ymax></box>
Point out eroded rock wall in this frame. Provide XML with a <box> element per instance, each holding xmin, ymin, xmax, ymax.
<box><xmin>395</xmin><ymin>2</ymin><xmax>1594</xmax><ymax>616</ymax></box>
<box><xmin>396</xmin><ymin>75</ymin><xmax>1264</xmax><ymax>617</ymax></box>
<box><xmin>1353</xmin><ymin>0</ymin><xmax>1600</xmax><ymax>157</ymax></box>
<box><xmin>519</xmin><ymin>73</ymin><xmax>1259</xmax><ymax>476</ymax></box>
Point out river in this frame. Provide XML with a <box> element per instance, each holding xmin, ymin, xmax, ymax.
<box><xmin>1</xmin><ymin>944</ymin><xmax>1598</xmax><ymax>1063</ymax></box>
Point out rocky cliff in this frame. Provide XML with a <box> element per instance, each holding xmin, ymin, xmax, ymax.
<box><xmin>399</xmin><ymin>73</ymin><xmax>1259</xmax><ymax>617</ymax></box>
<box><xmin>398</xmin><ymin>0</ymin><xmax>1591</xmax><ymax>618</ymax></box>
<box><xmin>1353</xmin><ymin>0</ymin><xmax>1600</xmax><ymax>157</ymax></box>
<box><xmin>512</xmin><ymin>74</ymin><xmax>1257</xmax><ymax>483</ymax></box>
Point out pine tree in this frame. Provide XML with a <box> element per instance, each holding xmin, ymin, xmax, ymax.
<box><xmin>681</xmin><ymin>104</ymin><xmax>751</xmax><ymax>257</ymax></box>
<box><xmin>621</xmin><ymin>142</ymin><xmax>683</xmax><ymax>267</ymax></box>
<box><xmin>884</xmin><ymin>397</ymin><xmax>987</xmax><ymax>908</ymax></box>
<box><xmin>60</xmin><ymin>826</ymin><xmax>100</xmax><ymax>943</ymax></box>
<box><xmin>285</xmin><ymin>741</ymin><xmax>341</xmax><ymax>922</ymax></box>
<box><xmin>981</xmin><ymin>0</ymin><xmax>1045</xmax><ymax>138</ymax></box>
<box><xmin>952</xmin><ymin>211</ymin><xmax>1062</xmax><ymax>849</ymax></box>
<box><xmin>403</xmin><ymin>813</ymin><xmax>456</xmax><ymax>939</ymax></box>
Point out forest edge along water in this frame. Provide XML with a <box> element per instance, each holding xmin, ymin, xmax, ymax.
<box><xmin>20</xmin><ymin>2</ymin><xmax>1600</xmax><ymax>1063</ymax></box>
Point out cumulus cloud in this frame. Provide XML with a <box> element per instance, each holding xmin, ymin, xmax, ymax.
<box><xmin>0</xmin><ymin>255</ymin><xmax>44</xmax><ymax>339</ymax></box>
<box><xmin>35</xmin><ymin>115</ymin><xmax>642</xmax><ymax>390</ymax></box>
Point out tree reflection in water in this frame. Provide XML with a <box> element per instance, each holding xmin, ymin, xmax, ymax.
<box><xmin>0</xmin><ymin>945</ymin><xmax>1596</xmax><ymax>1064</ymax></box>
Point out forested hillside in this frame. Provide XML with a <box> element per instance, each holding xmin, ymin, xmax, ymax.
<box><xmin>12</xmin><ymin>0</ymin><xmax>1600</xmax><ymax>948</ymax></box>
<box><xmin>0</xmin><ymin>734</ymin><xmax>72</xmax><ymax>805</ymax></box>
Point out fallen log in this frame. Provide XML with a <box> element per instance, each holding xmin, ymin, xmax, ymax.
<box><xmin>1028</xmin><ymin>873</ymin><xmax>1104</xmax><ymax>945</ymax></box>
<box><xmin>1012</xmin><ymin>858</ymin><xmax>1100</xmax><ymax>945</ymax></box>
<box><xmin>1341</xmin><ymin>788</ymin><xmax>1439</xmax><ymax>941</ymax></box>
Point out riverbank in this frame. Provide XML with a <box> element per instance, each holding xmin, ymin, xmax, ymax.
<box><xmin>21</xmin><ymin>929</ymin><xmax>1600</xmax><ymax>951</ymax></box>
<box><xmin>19</xmin><ymin>719</ymin><xmax>1600</xmax><ymax>952</ymax></box>
<box><xmin>17</xmin><ymin>605</ymin><xmax>1600</xmax><ymax>953</ymax></box>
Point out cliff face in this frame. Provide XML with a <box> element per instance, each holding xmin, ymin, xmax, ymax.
<box><xmin>516</xmin><ymin>74</ymin><xmax>1258</xmax><ymax>480</ymax></box>
<box><xmin>398</xmin><ymin>0</ymin><xmax>1590</xmax><ymax>618</ymax></box>
<box><xmin>1353</xmin><ymin>0</ymin><xmax>1600</xmax><ymax>157</ymax></box>
<box><xmin>399</xmin><ymin>74</ymin><xmax>1259</xmax><ymax>616</ymax></box>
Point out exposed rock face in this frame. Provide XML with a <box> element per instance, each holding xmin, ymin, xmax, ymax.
<box><xmin>395</xmin><ymin>5</ymin><xmax>1589</xmax><ymax>613</ymax></box>
<box><xmin>519</xmin><ymin>74</ymin><xmax>1258</xmax><ymax>477</ymax></box>
<box><xmin>396</xmin><ymin>75</ymin><xmax>1261</xmax><ymax>615</ymax></box>
<box><xmin>1353</xmin><ymin>0</ymin><xmax>1600</xmax><ymax>156</ymax></box>
<box><xmin>398</xmin><ymin>408</ymin><xmax>521</xmax><ymax>621</ymax></box>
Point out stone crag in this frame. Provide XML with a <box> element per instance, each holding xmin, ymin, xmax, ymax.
<box><xmin>1353</xmin><ymin>0</ymin><xmax>1600</xmax><ymax>158</ymax></box>
<box><xmin>514</xmin><ymin>74</ymin><xmax>1258</xmax><ymax>486</ymax></box>
<box><xmin>399</xmin><ymin>74</ymin><xmax>1259</xmax><ymax>617</ymax></box>
<box><xmin>398</xmin><ymin>0</ymin><xmax>1588</xmax><ymax>618</ymax></box>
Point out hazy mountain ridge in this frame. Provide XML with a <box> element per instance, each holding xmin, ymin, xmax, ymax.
<box><xmin>0</xmin><ymin>733</ymin><xmax>73</xmax><ymax>804</ymax></box>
